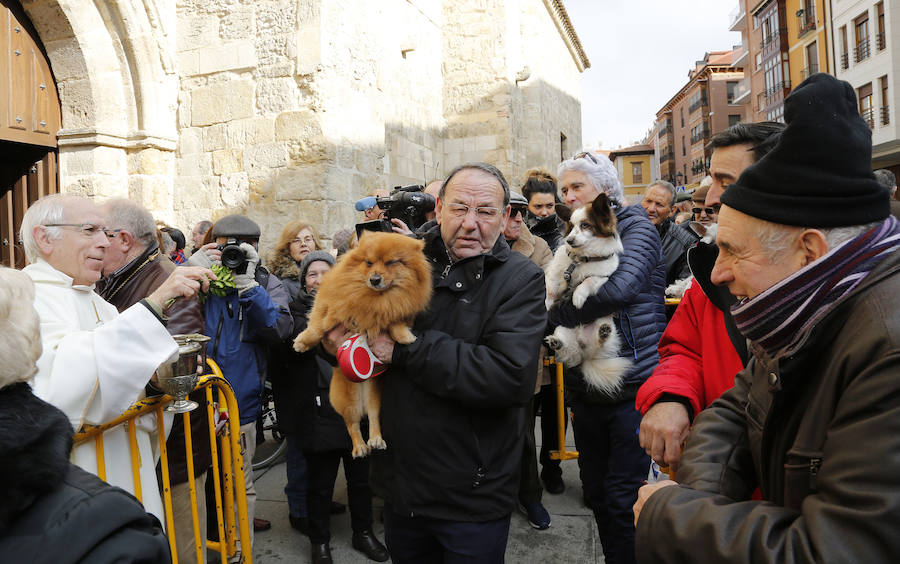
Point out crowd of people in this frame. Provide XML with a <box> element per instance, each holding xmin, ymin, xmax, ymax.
<box><xmin>1</xmin><ymin>73</ymin><xmax>899</xmax><ymax>564</ymax></box>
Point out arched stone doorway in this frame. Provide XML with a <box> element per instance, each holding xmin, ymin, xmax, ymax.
<box><xmin>0</xmin><ymin>0</ymin><xmax>60</xmax><ymax>268</ymax></box>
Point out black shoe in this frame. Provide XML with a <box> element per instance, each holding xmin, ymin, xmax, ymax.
<box><xmin>330</xmin><ymin>500</ymin><xmax>346</xmax><ymax>514</ymax></box>
<box><xmin>311</xmin><ymin>542</ymin><xmax>333</xmax><ymax>564</ymax></box>
<box><xmin>542</xmin><ymin>473</ymin><xmax>565</xmax><ymax>495</ymax></box>
<box><xmin>289</xmin><ymin>514</ymin><xmax>309</xmax><ymax>535</ymax></box>
<box><xmin>352</xmin><ymin>529</ymin><xmax>389</xmax><ymax>562</ymax></box>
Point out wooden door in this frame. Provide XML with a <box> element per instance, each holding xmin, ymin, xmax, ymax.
<box><xmin>0</xmin><ymin>0</ymin><xmax>60</xmax><ymax>267</ymax></box>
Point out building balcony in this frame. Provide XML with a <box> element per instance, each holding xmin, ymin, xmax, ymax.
<box><xmin>732</xmin><ymin>43</ymin><xmax>749</xmax><ymax>67</ymax></box>
<box><xmin>802</xmin><ymin>63</ymin><xmax>819</xmax><ymax>79</ymax></box>
<box><xmin>797</xmin><ymin>13</ymin><xmax>816</xmax><ymax>38</ymax></box>
<box><xmin>761</xmin><ymin>28</ymin><xmax>786</xmax><ymax>57</ymax></box>
<box><xmin>688</xmin><ymin>96</ymin><xmax>708</xmax><ymax>114</ymax></box>
<box><xmin>729</xmin><ymin>3</ymin><xmax>746</xmax><ymax>31</ymax></box>
<box><xmin>861</xmin><ymin>107</ymin><xmax>874</xmax><ymax>128</ymax></box>
<box><xmin>659</xmin><ymin>149</ymin><xmax>674</xmax><ymax>163</ymax></box>
<box><xmin>732</xmin><ymin>77</ymin><xmax>751</xmax><ymax>105</ymax></box>
<box><xmin>841</xmin><ymin>52</ymin><xmax>849</xmax><ymax>70</ymax></box>
<box><xmin>855</xmin><ymin>38</ymin><xmax>870</xmax><ymax>63</ymax></box>
<box><xmin>763</xmin><ymin>80</ymin><xmax>791</xmax><ymax>107</ymax></box>
<box><xmin>690</xmin><ymin>126</ymin><xmax>710</xmax><ymax>146</ymax></box>
<box><xmin>881</xmin><ymin>105</ymin><xmax>890</xmax><ymax>126</ymax></box>
<box><xmin>876</xmin><ymin>32</ymin><xmax>886</xmax><ymax>51</ymax></box>
<box><xmin>658</xmin><ymin>124</ymin><xmax>673</xmax><ymax>139</ymax></box>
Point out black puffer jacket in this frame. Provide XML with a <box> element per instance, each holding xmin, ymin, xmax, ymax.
<box><xmin>660</xmin><ymin>220</ymin><xmax>700</xmax><ymax>285</ymax></box>
<box><xmin>0</xmin><ymin>383</ymin><xmax>169</xmax><ymax>563</ymax></box>
<box><xmin>549</xmin><ymin>204</ymin><xmax>667</xmax><ymax>402</ymax></box>
<box><xmin>637</xmin><ymin>247</ymin><xmax>900</xmax><ymax>564</ymax></box>
<box><xmin>272</xmin><ymin>289</ymin><xmax>353</xmax><ymax>452</ymax></box>
<box><xmin>525</xmin><ymin>212</ymin><xmax>566</xmax><ymax>251</ymax></box>
<box><xmin>370</xmin><ymin>225</ymin><xmax>546</xmax><ymax>522</ymax></box>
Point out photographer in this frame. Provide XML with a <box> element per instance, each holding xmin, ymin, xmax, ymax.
<box><xmin>188</xmin><ymin>214</ymin><xmax>293</xmax><ymax>555</ymax></box>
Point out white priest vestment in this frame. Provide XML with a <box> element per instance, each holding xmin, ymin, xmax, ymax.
<box><xmin>25</xmin><ymin>259</ymin><xmax>177</xmax><ymax>524</ymax></box>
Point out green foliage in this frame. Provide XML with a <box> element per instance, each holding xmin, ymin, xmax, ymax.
<box><xmin>200</xmin><ymin>263</ymin><xmax>235</xmax><ymax>303</ymax></box>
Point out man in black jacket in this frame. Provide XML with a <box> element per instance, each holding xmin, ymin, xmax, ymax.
<box><xmin>324</xmin><ymin>162</ymin><xmax>546</xmax><ymax>563</ymax></box>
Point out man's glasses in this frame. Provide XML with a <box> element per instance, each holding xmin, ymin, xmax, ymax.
<box><xmin>44</xmin><ymin>223</ymin><xmax>109</xmax><ymax>238</ymax></box>
<box><xmin>573</xmin><ymin>151</ymin><xmax>599</xmax><ymax>165</ymax></box>
<box><xmin>291</xmin><ymin>236</ymin><xmax>316</xmax><ymax>246</ymax></box>
<box><xmin>510</xmin><ymin>205</ymin><xmax>528</xmax><ymax>218</ymax></box>
<box><xmin>692</xmin><ymin>204</ymin><xmax>721</xmax><ymax>216</ymax></box>
<box><xmin>446</xmin><ymin>203</ymin><xmax>501</xmax><ymax>220</ymax></box>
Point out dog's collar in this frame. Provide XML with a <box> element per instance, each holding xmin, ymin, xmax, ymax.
<box><xmin>563</xmin><ymin>253</ymin><xmax>615</xmax><ymax>282</ymax></box>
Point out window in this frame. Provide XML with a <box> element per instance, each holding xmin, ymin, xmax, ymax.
<box><xmin>881</xmin><ymin>75</ymin><xmax>890</xmax><ymax>125</ymax></box>
<box><xmin>755</xmin><ymin>52</ymin><xmax>762</xmax><ymax>71</ymax></box>
<box><xmin>858</xmin><ymin>82</ymin><xmax>873</xmax><ymax>127</ymax></box>
<box><xmin>728</xmin><ymin>114</ymin><xmax>742</xmax><ymax>127</ymax></box>
<box><xmin>840</xmin><ymin>26</ymin><xmax>849</xmax><ymax>69</ymax></box>
<box><xmin>876</xmin><ymin>2</ymin><xmax>886</xmax><ymax>50</ymax></box>
<box><xmin>682</xmin><ymin>136</ymin><xmax>686</xmax><ymax>156</ymax></box>
<box><xmin>680</xmin><ymin>108</ymin><xmax>684</xmax><ymax>127</ymax></box>
<box><xmin>631</xmin><ymin>162</ymin><xmax>643</xmax><ymax>184</ymax></box>
<box><xmin>726</xmin><ymin>81</ymin><xmax>738</xmax><ymax>104</ymax></box>
<box><xmin>855</xmin><ymin>12</ymin><xmax>870</xmax><ymax>62</ymax></box>
<box><xmin>806</xmin><ymin>42</ymin><xmax>818</xmax><ymax>76</ymax></box>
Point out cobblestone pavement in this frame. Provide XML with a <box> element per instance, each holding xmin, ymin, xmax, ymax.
<box><xmin>246</xmin><ymin>416</ymin><xmax>604</xmax><ymax>563</ymax></box>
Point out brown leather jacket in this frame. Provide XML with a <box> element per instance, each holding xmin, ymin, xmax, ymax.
<box><xmin>97</xmin><ymin>245</ymin><xmax>210</xmax><ymax>485</ymax></box>
<box><xmin>636</xmin><ymin>250</ymin><xmax>900</xmax><ymax>563</ymax></box>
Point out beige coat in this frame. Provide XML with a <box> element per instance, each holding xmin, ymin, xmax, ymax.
<box><xmin>510</xmin><ymin>224</ymin><xmax>554</xmax><ymax>392</ymax></box>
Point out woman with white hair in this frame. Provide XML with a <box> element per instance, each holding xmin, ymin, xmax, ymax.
<box><xmin>550</xmin><ymin>151</ymin><xmax>667</xmax><ymax>564</ymax></box>
<box><xmin>0</xmin><ymin>267</ymin><xmax>170</xmax><ymax>563</ymax></box>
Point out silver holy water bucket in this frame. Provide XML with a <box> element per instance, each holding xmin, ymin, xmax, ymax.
<box><xmin>156</xmin><ymin>333</ymin><xmax>211</xmax><ymax>413</ymax></box>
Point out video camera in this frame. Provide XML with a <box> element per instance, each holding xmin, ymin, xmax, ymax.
<box><xmin>355</xmin><ymin>184</ymin><xmax>435</xmax><ymax>238</ymax></box>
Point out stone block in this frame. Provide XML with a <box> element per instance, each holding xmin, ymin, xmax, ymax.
<box><xmin>198</xmin><ymin>41</ymin><xmax>258</xmax><ymax>74</ymax></box>
<box><xmin>475</xmin><ymin>134</ymin><xmax>497</xmax><ymax>151</ymax></box>
<box><xmin>204</xmin><ymin>124</ymin><xmax>228</xmax><ymax>152</ymax></box>
<box><xmin>219</xmin><ymin>8</ymin><xmax>254</xmax><ymax>41</ymax></box>
<box><xmin>176</xmin><ymin>152</ymin><xmax>212</xmax><ymax>177</ymax></box>
<box><xmin>178</xmin><ymin>128</ymin><xmax>203</xmax><ymax>156</ymax></box>
<box><xmin>243</xmin><ymin>143</ymin><xmax>289</xmax><ymax>172</ymax></box>
<box><xmin>129</xmin><ymin>175</ymin><xmax>173</xmax><ymax>210</ymax></box>
<box><xmin>191</xmin><ymin>80</ymin><xmax>255</xmax><ymax>126</ymax></box>
<box><xmin>212</xmin><ymin>149</ymin><xmax>243</xmax><ymax>175</ymax></box>
<box><xmin>272</xmin><ymin>164</ymin><xmax>327</xmax><ymax>201</ymax></box>
<box><xmin>256</xmin><ymin>77</ymin><xmax>300</xmax><ymax>114</ymax></box>
<box><xmin>59</xmin><ymin>146</ymin><xmax>126</xmax><ymax>177</ymax></box>
<box><xmin>227</xmin><ymin>118</ymin><xmax>276</xmax><ymax>148</ymax></box>
<box><xmin>43</xmin><ymin>38</ymin><xmax>88</xmax><ymax>80</ymax></box>
<box><xmin>129</xmin><ymin>148</ymin><xmax>173</xmax><ymax>176</ymax></box>
<box><xmin>177</xmin><ymin>50</ymin><xmax>200</xmax><ymax>76</ymax></box>
<box><xmin>174</xmin><ymin>175</ymin><xmax>219</xmax><ymax>209</ymax></box>
<box><xmin>220</xmin><ymin>172</ymin><xmax>249</xmax><ymax>206</ymax></box>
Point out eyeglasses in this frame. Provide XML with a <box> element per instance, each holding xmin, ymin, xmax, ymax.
<box><xmin>446</xmin><ymin>202</ymin><xmax>502</xmax><ymax>220</ymax></box>
<box><xmin>573</xmin><ymin>151</ymin><xmax>599</xmax><ymax>165</ymax></box>
<box><xmin>510</xmin><ymin>205</ymin><xmax>528</xmax><ymax>218</ymax></box>
<box><xmin>44</xmin><ymin>223</ymin><xmax>109</xmax><ymax>238</ymax></box>
<box><xmin>291</xmin><ymin>236</ymin><xmax>316</xmax><ymax>246</ymax></box>
<box><xmin>692</xmin><ymin>204</ymin><xmax>721</xmax><ymax>216</ymax></box>
<box><xmin>104</xmin><ymin>229</ymin><xmax>124</xmax><ymax>238</ymax></box>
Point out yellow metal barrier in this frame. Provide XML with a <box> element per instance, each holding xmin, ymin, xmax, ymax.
<box><xmin>544</xmin><ymin>356</ymin><xmax>578</xmax><ymax>461</ymax></box>
<box><xmin>74</xmin><ymin>360</ymin><xmax>253</xmax><ymax>564</ymax></box>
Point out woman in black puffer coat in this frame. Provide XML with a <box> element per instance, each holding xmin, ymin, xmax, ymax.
<box><xmin>280</xmin><ymin>251</ymin><xmax>389</xmax><ymax>564</ymax></box>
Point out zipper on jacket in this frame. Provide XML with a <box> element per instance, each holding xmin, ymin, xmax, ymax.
<box><xmin>213</xmin><ymin>312</ymin><xmax>225</xmax><ymax>359</ymax></box>
<box><xmin>809</xmin><ymin>457</ymin><xmax>821</xmax><ymax>491</ymax></box>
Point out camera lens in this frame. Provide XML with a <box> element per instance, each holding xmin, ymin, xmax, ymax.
<box><xmin>221</xmin><ymin>244</ymin><xmax>246</xmax><ymax>270</ymax></box>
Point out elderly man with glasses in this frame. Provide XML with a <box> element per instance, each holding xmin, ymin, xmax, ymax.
<box><xmin>19</xmin><ymin>194</ymin><xmax>214</xmax><ymax>525</ymax></box>
<box><xmin>550</xmin><ymin>150</ymin><xmax>667</xmax><ymax>564</ymax></box>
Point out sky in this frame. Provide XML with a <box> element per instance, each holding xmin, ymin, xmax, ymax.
<box><xmin>563</xmin><ymin>0</ymin><xmax>742</xmax><ymax>150</ymax></box>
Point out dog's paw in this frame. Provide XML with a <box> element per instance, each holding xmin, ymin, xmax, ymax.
<box><xmin>367</xmin><ymin>435</ymin><xmax>387</xmax><ymax>450</ymax></box>
<box><xmin>350</xmin><ymin>442</ymin><xmax>371</xmax><ymax>459</ymax></box>
<box><xmin>597</xmin><ymin>323</ymin><xmax>612</xmax><ymax>342</ymax></box>
<box><xmin>572</xmin><ymin>285</ymin><xmax>590</xmax><ymax>309</ymax></box>
<box><xmin>292</xmin><ymin>334</ymin><xmax>311</xmax><ymax>353</ymax></box>
<box><xmin>545</xmin><ymin>335</ymin><xmax>562</xmax><ymax>351</ymax></box>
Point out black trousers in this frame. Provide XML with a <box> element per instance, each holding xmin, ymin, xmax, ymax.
<box><xmin>518</xmin><ymin>395</ymin><xmax>542</xmax><ymax>504</ymax></box>
<box><xmin>538</xmin><ymin>382</ymin><xmax>565</xmax><ymax>481</ymax></box>
<box><xmin>305</xmin><ymin>448</ymin><xmax>373</xmax><ymax>545</ymax></box>
<box><xmin>384</xmin><ymin>505</ymin><xmax>510</xmax><ymax>564</ymax></box>
<box><xmin>570</xmin><ymin>398</ymin><xmax>648</xmax><ymax>564</ymax></box>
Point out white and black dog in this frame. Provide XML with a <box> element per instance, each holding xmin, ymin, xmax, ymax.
<box><xmin>545</xmin><ymin>193</ymin><xmax>632</xmax><ymax>395</ymax></box>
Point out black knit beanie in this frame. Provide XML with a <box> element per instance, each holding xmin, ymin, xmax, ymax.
<box><xmin>722</xmin><ymin>73</ymin><xmax>889</xmax><ymax>227</ymax></box>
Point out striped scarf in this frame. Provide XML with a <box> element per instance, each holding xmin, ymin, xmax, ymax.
<box><xmin>732</xmin><ymin>216</ymin><xmax>900</xmax><ymax>359</ymax></box>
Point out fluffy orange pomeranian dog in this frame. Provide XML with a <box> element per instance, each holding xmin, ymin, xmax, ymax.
<box><xmin>293</xmin><ymin>231</ymin><xmax>432</xmax><ymax>457</ymax></box>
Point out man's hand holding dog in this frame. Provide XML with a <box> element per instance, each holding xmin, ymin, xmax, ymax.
<box><xmin>369</xmin><ymin>332</ymin><xmax>395</xmax><ymax>364</ymax></box>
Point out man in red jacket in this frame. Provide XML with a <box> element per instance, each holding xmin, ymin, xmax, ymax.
<box><xmin>635</xmin><ymin>122</ymin><xmax>784</xmax><ymax>470</ymax></box>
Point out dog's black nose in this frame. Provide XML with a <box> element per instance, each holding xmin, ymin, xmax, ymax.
<box><xmin>369</xmin><ymin>274</ymin><xmax>383</xmax><ymax>286</ymax></box>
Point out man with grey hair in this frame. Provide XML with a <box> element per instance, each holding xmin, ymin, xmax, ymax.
<box><xmin>553</xmin><ymin>151</ymin><xmax>666</xmax><ymax>564</ymax></box>
<box><xmin>874</xmin><ymin>168</ymin><xmax>900</xmax><ymax>219</ymax></box>
<box><xmin>322</xmin><ymin>162</ymin><xmax>546</xmax><ymax>562</ymax></box>
<box><xmin>19</xmin><ymin>193</ymin><xmax>214</xmax><ymax>525</ymax></box>
<box><xmin>643</xmin><ymin>179</ymin><xmax>702</xmax><ymax>285</ymax></box>
<box><xmin>634</xmin><ymin>74</ymin><xmax>900</xmax><ymax>564</ymax></box>
<box><xmin>97</xmin><ymin>199</ymin><xmax>208</xmax><ymax>563</ymax></box>
<box><xmin>640</xmin><ymin>180</ymin><xmax>675</xmax><ymax>229</ymax></box>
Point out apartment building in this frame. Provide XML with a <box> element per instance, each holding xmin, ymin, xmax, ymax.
<box><xmin>656</xmin><ymin>50</ymin><xmax>750</xmax><ymax>188</ymax></box>
<box><xmin>831</xmin><ymin>0</ymin><xmax>899</xmax><ymax>176</ymax></box>
<box><xmin>609</xmin><ymin>144</ymin><xmax>657</xmax><ymax>203</ymax></box>
<box><xmin>786</xmin><ymin>0</ymin><xmax>832</xmax><ymax>88</ymax></box>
